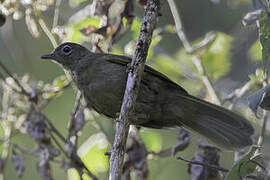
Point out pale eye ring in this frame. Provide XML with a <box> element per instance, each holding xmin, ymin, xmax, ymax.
<box><xmin>62</xmin><ymin>45</ymin><xmax>72</xmax><ymax>55</ymax></box>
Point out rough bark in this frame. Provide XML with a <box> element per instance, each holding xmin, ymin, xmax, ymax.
<box><xmin>109</xmin><ymin>0</ymin><xmax>160</xmax><ymax>180</ymax></box>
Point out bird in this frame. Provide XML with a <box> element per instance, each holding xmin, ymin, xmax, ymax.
<box><xmin>41</xmin><ymin>42</ymin><xmax>254</xmax><ymax>150</ymax></box>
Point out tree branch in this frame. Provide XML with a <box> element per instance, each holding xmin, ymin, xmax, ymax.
<box><xmin>109</xmin><ymin>0</ymin><xmax>160</xmax><ymax>179</ymax></box>
<box><xmin>167</xmin><ymin>0</ymin><xmax>221</xmax><ymax>105</ymax></box>
<box><xmin>177</xmin><ymin>156</ymin><xmax>229</xmax><ymax>173</ymax></box>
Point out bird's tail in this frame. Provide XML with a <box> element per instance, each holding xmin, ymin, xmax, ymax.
<box><xmin>174</xmin><ymin>94</ymin><xmax>254</xmax><ymax>150</ymax></box>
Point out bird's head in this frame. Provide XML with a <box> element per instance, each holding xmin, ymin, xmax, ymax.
<box><xmin>41</xmin><ymin>42</ymin><xmax>90</xmax><ymax>70</ymax></box>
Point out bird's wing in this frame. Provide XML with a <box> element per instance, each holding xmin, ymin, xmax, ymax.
<box><xmin>102</xmin><ymin>53</ymin><xmax>188</xmax><ymax>94</ymax></box>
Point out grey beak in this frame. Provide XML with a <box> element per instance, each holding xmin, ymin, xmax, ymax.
<box><xmin>40</xmin><ymin>53</ymin><xmax>54</xmax><ymax>59</ymax></box>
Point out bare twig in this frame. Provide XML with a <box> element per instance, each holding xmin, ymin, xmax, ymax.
<box><xmin>109</xmin><ymin>0</ymin><xmax>160</xmax><ymax>179</ymax></box>
<box><xmin>50</xmin><ymin>133</ymin><xmax>69</xmax><ymax>158</ymax></box>
<box><xmin>167</xmin><ymin>0</ymin><xmax>221</xmax><ymax>105</ymax></box>
<box><xmin>50</xmin><ymin>126</ymin><xmax>98</xmax><ymax>180</ymax></box>
<box><xmin>0</xmin><ymin>75</ymin><xmax>22</xmax><ymax>95</ymax></box>
<box><xmin>68</xmin><ymin>91</ymin><xmax>82</xmax><ymax>148</ymax></box>
<box><xmin>0</xmin><ymin>138</ymin><xmax>36</xmax><ymax>156</ymax></box>
<box><xmin>44</xmin><ymin>118</ymin><xmax>66</xmax><ymax>143</ymax></box>
<box><xmin>38</xmin><ymin>17</ymin><xmax>58</xmax><ymax>48</ymax></box>
<box><xmin>0</xmin><ymin>60</ymin><xmax>30</xmax><ymax>97</ymax></box>
<box><xmin>257</xmin><ymin>110</ymin><xmax>268</xmax><ymax>147</ymax></box>
<box><xmin>177</xmin><ymin>156</ymin><xmax>229</xmax><ymax>173</ymax></box>
<box><xmin>223</xmin><ymin>80</ymin><xmax>253</xmax><ymax>110</ymax></box>
<box><xmin>39</xmin><ymin>82</ymin><xmax>72</xmax><ymax>109</ymax></box>
<box><xmin>255</xmin><ymin>79</ymin><xmax>269</xmax><ymax>155</ymax></box>
<box><xmin>52</xmin><ymin>0</ymin><xmax>62</xmax><ymax>29</ymax></box>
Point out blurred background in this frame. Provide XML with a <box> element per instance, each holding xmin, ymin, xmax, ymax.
<box><xmin>0</xmin><ymin>0</ymin><xmax>267</xmax><ymax>179</ymax></box>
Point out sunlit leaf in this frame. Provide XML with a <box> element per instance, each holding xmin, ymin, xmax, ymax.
<box><xmin>140</xmin><ymin>129</ymin><xmax>162</xmax><ymax>152</ymax></box>
<box><xmin>67</xmin><ymin>168</ymin><xmax>80</xmax><ymax>180</ymax></box>
<box><xmin>164</xmin><ymin>24</ymin><xmax>176</xmax><ymax>34</ymax></box>
<box><xmin>122</xmin><ymin>17</ymin><xmax>128</xmax><ymax>29</ymax></box>
<box><xmin>78</xmin><ymin>133</ymin><xmax>110</xmax><ymax>174</ymax></box>
<box><xmin>202</xmin><ymin>32</ymin><xmax>232</xmax><ymax>80</ymax></box>
<box><xmin>249</xmin><ymin>68</ymin><xmax>264</xmax><ymax>84</ymax></box>
<box><xmin>249</xmin><ymin>40</ymin><xmax>262</xmax><ymax>61</ymax></box>
<box><xmin>67</xmin><ymin>17</ymin><xmax>101</xmax><ymax>43</ymax></box>
<box><xmin>131</xmin><ymin>18</ymin><xmax>141</xmax><ymax>39</ymax></box>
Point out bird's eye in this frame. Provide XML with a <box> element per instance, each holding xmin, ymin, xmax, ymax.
<box><xmin>62</xmin><ymin>45</ymin><xmax>72</xmax><ymax>55</ymax></box>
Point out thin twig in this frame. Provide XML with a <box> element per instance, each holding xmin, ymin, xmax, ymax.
<box><xmin>68</xmin><ymin>91</ymin><xmax>82</xmax><ymax>148</ymax></box>
<box><xmin>50</xmin><ymin>133</ymin><xmax>69</xmax><ymax>158</ymax></box>
<box><xmin>167</xmin><ymin>0</ymin><xmax>221</xmax><ymax>105</ymax></box>
<box><xmin>256</xmin><ymin>78</ymin><xmax>269</xmax><ymax>151</ymax></box>
<box><xmin>45</xmin><ymin>118</ymin><xmax>66</xmax><ymax>143</ymax></box>
<box><xmin>72</xmin><ymin>92</ymin><xmax>81</xmax><ymax>116</ymax></box>
<box><xmin>0</xmin><ymin>60</ymin><xmax>30</xmax><ymax>97</ymax></box>
<box><xmin>224</xmin><ymin>80</ymin><xmax>253</xmax><ymax>109</ymax></box>
<box><xmin>0</xmin><ymin>138</ymin><xmax>36</xmax><ymax>156</ymax></box>
<box><xmin>38</xmin><ymin>17</ymin><xmax>58</xmax><ymax>48</ymax></box>
<box><xmin>51</xmin><ymin>127</ymin><xmax>98</xmax><ymax>180</ymax></box>
<box><xmin>39</xmin><ymin>82</ymin><xmax>72</xmax><ymax>109</ymax></box>
<box><xmin>83</xmin><ymin>167</ymin><xmax>98</xmax><ymax>180</ymax></box>
<box><xmin>0</xmin><ymin>76</ymin><xmax>22</xmax><ymax>95</ymax></box>
<box><xmin>52</xmin><ymin>0</ymin><xmax>62</xmax><ymax>29</ymax></box>
<box><xmin>109</xmin><ymin>0</ymin><xmax>160</xmax><ymax>179</ymax></box>
<box><xmin>177</xmin><ymin>156</ymin><xmax>229</xmax><ymax>172</ymax></box>
<box><xmin>257</xmin><ymin>110</ymin><xmax>268</xmax><ymax>147</ymax></box>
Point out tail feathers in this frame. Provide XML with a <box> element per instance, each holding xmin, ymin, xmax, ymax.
<box><xmin>176</xmin><ymin>95</ymin><xmax>254</xmax><ymax>150</ymax></box>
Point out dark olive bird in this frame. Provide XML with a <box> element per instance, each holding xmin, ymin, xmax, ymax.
<box><xmin>41</xmin><ymin>42</ymin><xmax>254</xmax><ymax>150</ymax></box>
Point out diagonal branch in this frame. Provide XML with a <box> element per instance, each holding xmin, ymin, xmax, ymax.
<box><xmin>167</xmin><ymin>0</ymin><xmax>221</xmax><ymax>105</ymax></box>
<box><xmin>109</xmin><ymin>0</ymin><xmax>160</xmax><ymax>179</ymax></box>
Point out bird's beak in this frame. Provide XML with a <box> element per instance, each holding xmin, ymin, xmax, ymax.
<box><xmin>40</xmin><ymin>53</ymin><xmax>55</xmax><ymax>60</ymax></box>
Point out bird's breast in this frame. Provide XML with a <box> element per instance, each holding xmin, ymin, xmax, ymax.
<box><xmin>71</xmin><ymin>66</ymin><xmax>127</xmax><ymax>118</ymax></box>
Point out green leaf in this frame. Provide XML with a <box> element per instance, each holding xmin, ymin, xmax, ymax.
<box><xmin>249</xmin><ymin>68</ymin><xmax>264</xmax><ymax>84</ymax></box>
<box><xmin>226</xmin><ymin>146</ymin><xmax>262</xmax><ymax>180</ymax></box>
<box><xmin>67</xmin><ymin>168</ymin><xmax>80</xmax><ymax>180</ymax></box>
<box><xmin>77</xmin><ymin>133</ymin><xmax>110</xmax><ymax>174</ymax></box>
<box><xmin>249</xmin><ymin>40</ymin><xmax>262</xmax><ymax>61</ymax></box>
<box><xmin>122</xmin><ymin>17</ymin><xmax>127</xmax><ymax>29</ymax></box>
<box><xmin>164</xmin><ymin>24</ymin><xmax>176</xmax><ymax>34</ymax></box>
<box><xmin>67</xmin><ymin>168</ymin><xmax>92</xmax><ymax>180</ymax></box>
<box><xmin>131</xmin><ymin>18</ymin><xmax>141</xmax><ymax>39</ymax></box>
<box><xmin>67</xmin><ymin>17</ymin><xmax>101</xmax><ymax>43</ymax></box>
<box><xmin>202</xmin><ymin>32</ymin><xmax>232</xmax><ymax>80</ymax></box>
<box><xmin>259</xmin><ymin>10</ymin><xmax>270</xmax><ymax>72</ymax></box>
<box><xmin>140</xmin><ymin>129</ymin><xmax>162</xmax><ymax>152</ymax></box>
